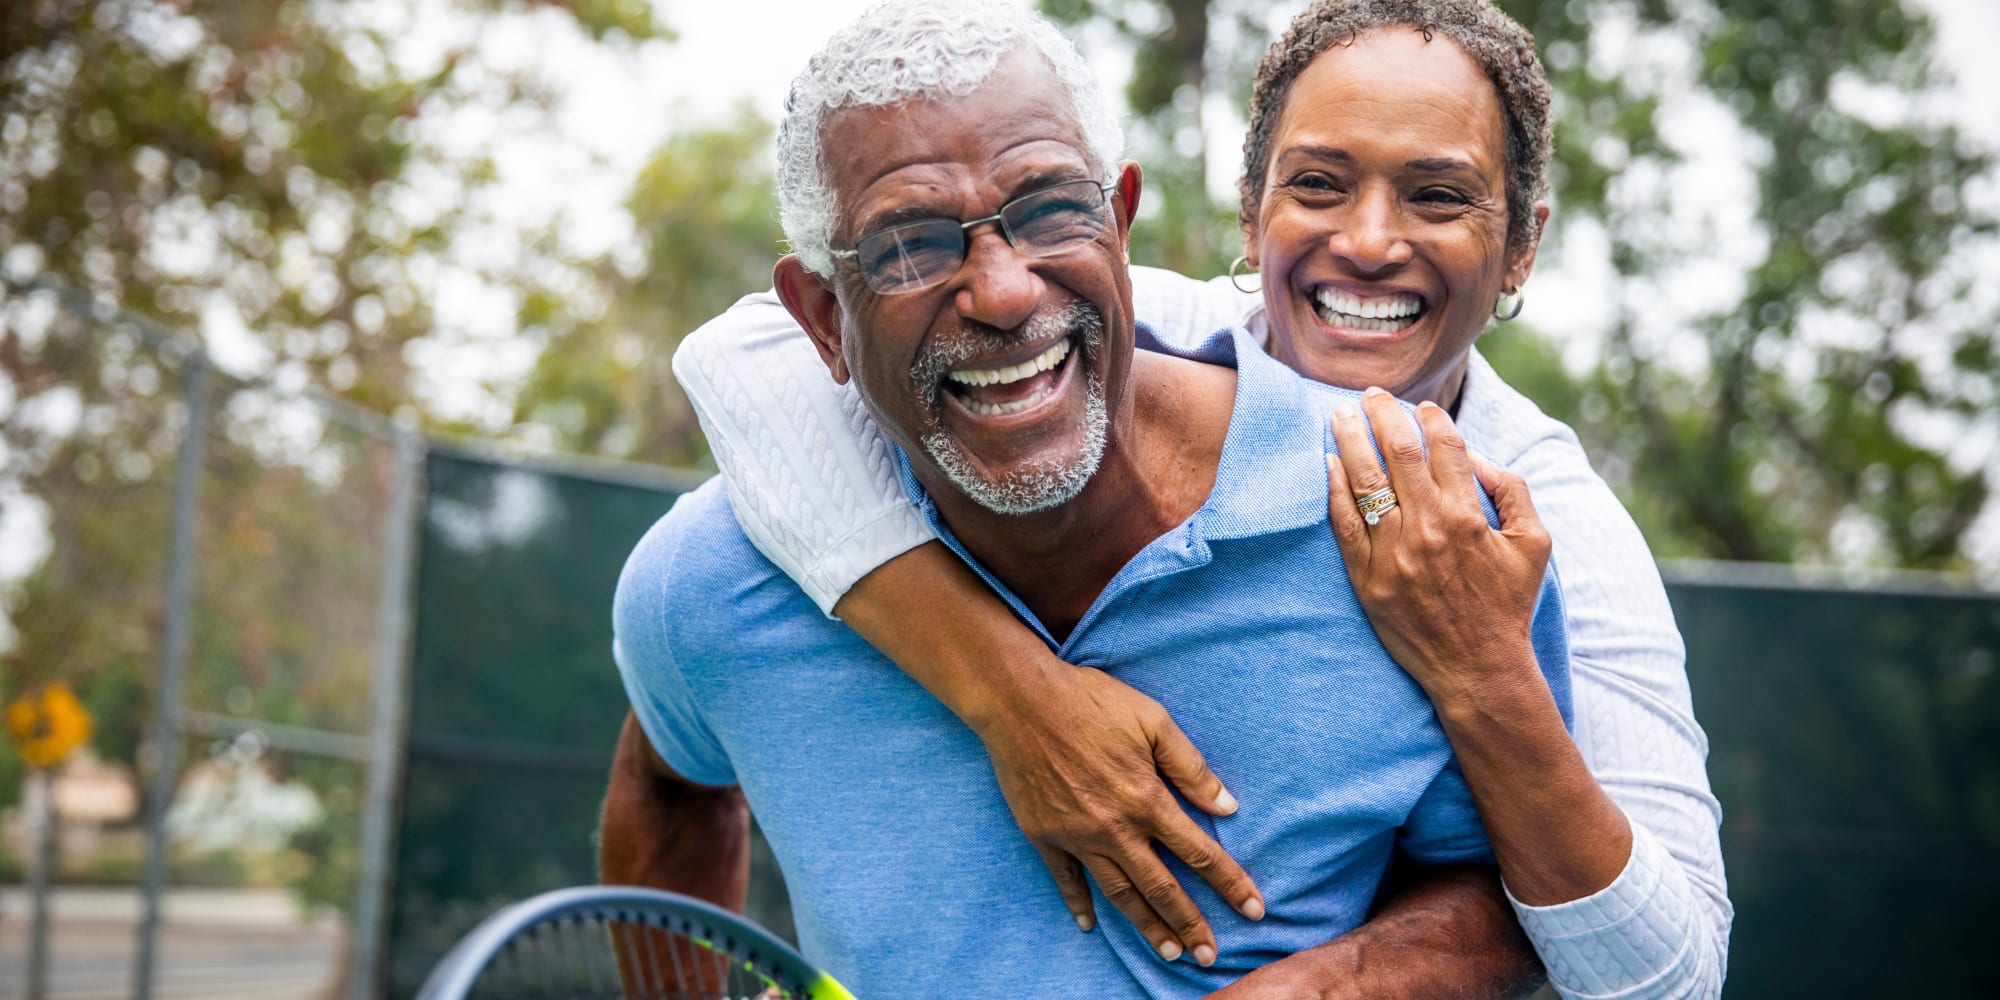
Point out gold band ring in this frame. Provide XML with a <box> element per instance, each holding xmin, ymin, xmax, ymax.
<box><xmin>1355</xmin><ymin>486</ymin><xmax>1398</xmax><ymax>526</ymax></box>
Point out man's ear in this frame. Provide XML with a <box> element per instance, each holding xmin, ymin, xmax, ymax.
<box><xmin>774</xmin><ymin>254</ymin><xmax>851</xmax><ymax>384</ymax></box>
<box><xmin>1111</xmin><ymin>161</ymin><xmax>1142</xmax><ymax>244</ymax></box>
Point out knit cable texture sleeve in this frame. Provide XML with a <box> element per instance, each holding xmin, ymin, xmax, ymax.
<box><xmin>668</xmin><ymin>274</ymin><xmax>1258</xmax><ymax>615</ymax></box>
<box><xmin>670</xmin><ymin>291</ymin><xmax>933</xmax><ymax>617</ymax></box>
<box><xmin>1126</xmin><ymin>264</ymin><xmax>1261</xmax><ymax>346</ymax></box>
<box><xmin>1458</xmin><ymin>348</ymin><xmax>1731</xmax><ymax>999</ymax></box>
<box><xmin>1508</xmin><ymin>825</ymin><xmax>1711</xmax><ymax>999</ymax></box>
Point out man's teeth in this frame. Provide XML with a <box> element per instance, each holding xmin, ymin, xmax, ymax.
<box><xmin>963</xmin><ymin>386</ymin><xmax>1056</xmax><ymax>417</ymax></box>
<box><xmin>948</xmin><ymin>339</ymin><xmax>1070</xmax><ymax>388</ymax></box>
<box><xmin>1316</xmin><ymin>289</ymin><xmax>1423</xmax><ymax>331</ymax></box>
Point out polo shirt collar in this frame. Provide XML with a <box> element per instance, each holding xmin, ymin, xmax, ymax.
<box><xmin>896</xmin><ymin>321</ymin><xmax>1329</xmax><ymax>547</ymax></box>
<box><xmin>1163</xmin><ymin>324</ymin><xmax>1332</xmax><ymax>541</ymax></box>
<box><xmin>893</xmin><ymin>323</ymin><xmax>1336</xmax><ymax>647</ymax></box>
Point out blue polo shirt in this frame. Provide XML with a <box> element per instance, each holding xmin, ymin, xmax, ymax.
<box><xmin>613</xmin><ymin>324</ymin><xmax>1571</xmax><ymax>998</ymax></box>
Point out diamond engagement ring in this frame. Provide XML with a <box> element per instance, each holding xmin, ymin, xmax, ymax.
<box><xmin>1356</xmin><ymin>486</ymin><xmax>1398</xmax><ymax>525</ymax></box>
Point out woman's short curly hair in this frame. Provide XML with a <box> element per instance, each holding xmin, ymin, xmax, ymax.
<box><xmin>1239</xmin><ymin>0</ymin><xmax>1553</xmax><ymax>258</ymax></box>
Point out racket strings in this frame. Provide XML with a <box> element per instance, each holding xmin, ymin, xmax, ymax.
<box><xmin>463</xmin><ymin>908</ymin><xmax>803</xmax><ymax>999</ymax></box>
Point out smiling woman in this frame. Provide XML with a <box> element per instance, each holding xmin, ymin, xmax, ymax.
<box><xmin>1232</xmin><ymin>0</ymin><xmax>1553</xmax><ymax>419</ymax></box>
<box><xmin>1247</xmin><ymin>27</ymin><xmax>1536</xmax><ymax>407</ymax></box>
<box><xmin>670</xmin><ymin>1</ymin><xmax>1729</xmax><ymax>997</ymax></box>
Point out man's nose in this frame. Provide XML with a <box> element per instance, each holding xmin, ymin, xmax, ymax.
<box><xmin>1327</xmin><ymin>186</ymin><xmax>1414</xmax><ymax>274</ymax></box>
<box><xmin>951</xmin><ymin>224</ymin><xmax>1043</xmax><ymax>333</ymax></box>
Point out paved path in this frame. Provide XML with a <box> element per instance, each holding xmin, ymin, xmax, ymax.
<box><xmin>0</xmin><ymin>886</ymin><xmax>343</xmax><ymax>1000</ymax></box>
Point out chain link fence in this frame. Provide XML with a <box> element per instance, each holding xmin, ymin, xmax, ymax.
<box><xmin>2</xmin><ymin>274</ymin><xmax>415</xmax><ymax>1000</ymax></box>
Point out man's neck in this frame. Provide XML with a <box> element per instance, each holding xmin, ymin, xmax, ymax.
<box><xmin>929</xmin><ymin>349</ymin><xmax>1238</xmax><ymax>641</ymax></box>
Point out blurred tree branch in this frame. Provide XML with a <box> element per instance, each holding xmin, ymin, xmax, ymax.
<box><xmin>1049</xmin><ymin>0</ymin><xmax>1997</xmax><ymax>574</ymax></box>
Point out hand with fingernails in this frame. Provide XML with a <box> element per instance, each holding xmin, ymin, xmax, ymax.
<box><xmin>1325</xmin><ymin>387</ymin><xmax>1553</xmax><ymax>703</ymax></box>
<box><xmin>973</xmin><ymin>659</ymin><xmax>1265</xmax><ymax>969</ymax></box>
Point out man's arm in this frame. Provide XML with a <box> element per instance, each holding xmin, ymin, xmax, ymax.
<box><xmin>1205</xmin><ymin>865</ymin><xmax>1544</xmax><ymax>1000</ymax></box>
<box><xmin>599</xmin><ymin>711</ymin><xmax>750</xmax><ymax>910</ymax></box>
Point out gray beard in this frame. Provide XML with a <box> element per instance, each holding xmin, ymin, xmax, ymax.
<box><xmin>914</xmin><ymin>301</ymin><xmax>1110</xmax><ymax>516</ymax></box>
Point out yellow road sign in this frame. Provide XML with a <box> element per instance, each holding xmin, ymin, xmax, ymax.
<box><xmin>5</xmin><ymin>681</ymin><xmax>93</xmax><ymax>769</ymax></box>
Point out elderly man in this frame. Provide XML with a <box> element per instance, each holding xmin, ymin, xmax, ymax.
<box><xmin>600</xmin><ymin>3</ymin><xmax>1569</xmax><ymax>997</ymax></box>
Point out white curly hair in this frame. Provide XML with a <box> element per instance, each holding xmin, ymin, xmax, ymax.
<box><xmin>776</xmin><ymin>0</ymin><xmax>1125</xmax><ymax>278</ymax></box>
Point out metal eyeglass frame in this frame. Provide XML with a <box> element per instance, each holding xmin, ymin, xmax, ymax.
<box><xmin>828</xmin><ymin>178</ymin><xmax>1119</xmax><ymax>294</ymax></box>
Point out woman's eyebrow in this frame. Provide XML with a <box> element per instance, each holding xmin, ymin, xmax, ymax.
<box><xmin>1275</xmin><ymin>144</ymin><xmax>1353</xmax><ymax>166</ymax></box>
<box><xmin>1405</xmin><ymin>156</ymin><xmax>1487</xmax><ymax>179</ymax></box>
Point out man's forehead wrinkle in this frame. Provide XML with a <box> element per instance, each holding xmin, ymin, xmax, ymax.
<box><xmin>850</xmin><ymin>139</ymin><xmax>1090</xmax><ymax>202</ymax></box>
<box><xmin>825</xmin><ymin>85</ymin><xmax>1085</xmax><ymax>171</ymax></box>
<box><xmin>842</xmin><ymin>146</ymin><xmax>1094</xmax><ymax>243</ymax></box>
<box><xmin>824</xmin><ymin>72</ymin><xmax>1095</xmax><ymax>239</ymax></box>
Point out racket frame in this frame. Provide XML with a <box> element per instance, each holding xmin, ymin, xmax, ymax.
<box><xmin>414</xmin><ymin>884</ymin><xmax>856</xmax><ymax>1000</ymax></box>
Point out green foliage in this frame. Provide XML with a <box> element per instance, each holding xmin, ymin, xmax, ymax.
<box><xmin>512</xmin><ymin>108</ymin><xmax>783</xmax><ymax>467</ymax></box>
<box><xmin>0</xmin><ymin>748</ymin><xmax>17</xmax><ymax>815</ymax></box>
<box><xmin>1049</xmin><ymin>0</ymin><xmax>1995</xmax><ymax>573</ymax></box>
<box><xmin>284</xmin><ymin>757</ymin><xmax>361</xmax><ymax>912</ymax></box>
<box><xmin>1493</xmin><ymin>0</ymin><xmax>1994</xmax><ymax>570</ymax></box>
<box><xmin>1040</xmin><ymin>0</ymin><xmax>1270</xmax><ymax>276</ymax></box>
<box><xmin>1</xmin><ymin>0</ymin><xmax>664</xmax><ymax>913</ymax></box>
<box><xmin>558</xmin><ymin>0</ymin><xmax>671</xmax><ymax>42</ymax></box>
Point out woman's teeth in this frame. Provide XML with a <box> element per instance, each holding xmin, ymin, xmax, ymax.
<box><xmin>1315</xmin><ymin>288</ymin><xmax>1423</xmax><ymax>331</ymax></box>
<box><xmin>948</xmin><ymin>338</ymin><xmax>1070</xmax><ymax>388</ymax></box>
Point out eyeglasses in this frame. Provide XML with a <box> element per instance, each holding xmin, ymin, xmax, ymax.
<box><xmin>831</xmin><ymin>179</ymin><xmax>1119</xmax><ymax>295</ymax></box>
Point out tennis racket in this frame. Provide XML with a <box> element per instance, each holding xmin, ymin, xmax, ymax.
<box><xmin>415</xmin><ymin>884</ymin><xmax>856</xmax><ymax>1000</ymax></box>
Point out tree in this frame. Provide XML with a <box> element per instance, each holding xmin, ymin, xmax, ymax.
<box><xmin>0</xmin><ymin>0</ymin><xmax>666</xmax><ymax>843</ymax></box>
<box><xmin>1042</xmin><ymin>0</ymin><xmax>1273</xmax><ymax>277</ymax></box>
<box><xmin>1046</xmin><ymin>0</ymin><xmax>1997</xmax><ymax>575</ymax></box>
<box><xmin>511</xmin><ymin>109</ymin><xmax>784</xmax><ymax>468</ymax></box>
<box><xmin>1496</xmin><ymin>0</ymin><xmax>1995</xmax><ymax>572</ymax></box>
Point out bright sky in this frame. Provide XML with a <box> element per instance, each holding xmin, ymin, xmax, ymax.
<box><xmin>599</xmin><ymin>0</ymin><xmax>2000</xmax><ymax>179</ymax></box>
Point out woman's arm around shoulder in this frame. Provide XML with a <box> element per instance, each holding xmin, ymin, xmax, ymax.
<box><xmin>668</xmin><ymin>287</ymin><xmax>1260</xmax><ymax>964</ymax></box>
<box><xmin>1499</xmin><ymin>428</ymin><xmax>1733</xmax><ymax>999</ymax></box>
<box><xmin>671</xmin><ymin>289</ymin><xmax>935</xmax><ymax>613</ymax></box>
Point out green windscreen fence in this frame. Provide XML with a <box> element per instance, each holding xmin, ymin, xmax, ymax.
<box><xmin>384</xmin><ymin>450</ymin><xmax>799</xmax><ymax>997</ymax></box>
<box><xmin>1670</xmin><ymin>568</ymin><xmax>2000</xmax><ymax>997</ymax></box>
<box><xmin>386</xmin><ymin>450</ymin><xmax>2000</xmax><ymax>997</ymax></box>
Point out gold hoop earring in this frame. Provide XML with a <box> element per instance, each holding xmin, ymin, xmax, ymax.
<box><xmin>1228</xmin><ymin>255</ymin><xmax>1260</xmax><ymax>294</ymax></box>
<box><xmin>1493</xmin><ymin>289</ymin><xmax>1524</xmax><ymax>322</ymax></box>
